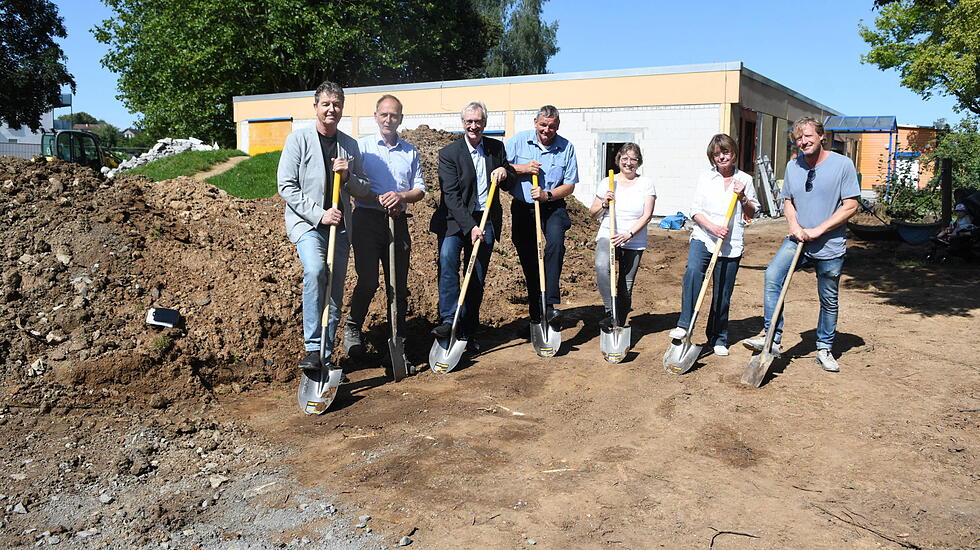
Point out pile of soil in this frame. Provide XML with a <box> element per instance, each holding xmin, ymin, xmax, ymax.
<box><xmin>0</xmin><ymin>157</ymin><xmax>300</xmax><ymax>411</ymax></box>
<box><xmin>0</xmin><ymin>128</ymin><xmax>607</xmax><ymax>406</ymax></box>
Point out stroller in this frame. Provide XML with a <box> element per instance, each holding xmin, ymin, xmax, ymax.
<box><xmin>927</xmin><ymin>188</ymin><xmax>980</xmax><ymax>263</ymax></box>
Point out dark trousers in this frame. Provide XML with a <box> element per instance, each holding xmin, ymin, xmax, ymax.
<box><xmin>437</xmin><ymin>213</ymin><xmax>495</xmax><ymax>337</ymax></box>
<box><xmin>348</xmin><ymin>208</ymin><xmax>410</xmax><ymax>333</ymax></box>
<box><xmin>677</xmin><ymin>239</ymin><xmax>742</xmax><ymax>347</ymax></box>
<box><xmin>511</xmin><ymin>200</ymin><xmax>571</xmax><ymax>321</ymax></box>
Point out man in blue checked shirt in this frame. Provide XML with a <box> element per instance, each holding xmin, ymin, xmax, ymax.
<box><xmin>344</xmin><ymin>94</ymin><xmax>425</xmax><ymax>355</ymax></box>
<box><xmin>506</xmin><ymin>105</ymin><xmax>579</xmax><ymax>329</ymax></box>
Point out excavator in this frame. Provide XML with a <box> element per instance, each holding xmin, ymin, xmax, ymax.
<box><xmin>39</xmin><ymin>130</ymin><xmax>119</xmax><ymax>172</ymax></box>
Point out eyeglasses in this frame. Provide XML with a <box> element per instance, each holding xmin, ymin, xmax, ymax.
<box><xmin>805</xmin><ymin>169</ymin><xmax>815</xmax><ymax>192</ymax></box>
<box><xmin>620</xmin><ymin>157</ymin><xmax>639</xmax><ymax>165</ymax></box>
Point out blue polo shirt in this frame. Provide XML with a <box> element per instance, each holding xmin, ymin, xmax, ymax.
<box><xmin>356</xmin><ymin>133</ymin><xmax>425</xmax><ymax>210</ymax></box>
<box><xmin>505</xmin><ymin>129</ymin><xmax>579</xmax><ymax>203</ymax></box>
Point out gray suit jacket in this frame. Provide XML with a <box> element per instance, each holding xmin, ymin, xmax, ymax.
<box><xmin>277</xmin><ymin>125</ymin><xmax>376</xmax><ymax>243</ymax></box>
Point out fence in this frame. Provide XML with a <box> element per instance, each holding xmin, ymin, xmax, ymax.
<box><xmin>0</xmin><ymin>142</ymin><xmax>42</xmax><ymax>159</ymax></box>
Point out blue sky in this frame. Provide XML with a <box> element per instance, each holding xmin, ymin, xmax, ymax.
<box><xmin>54</xmin><ymin>0</ymin><xmax>960</xmax><ymax>129</ymax></box>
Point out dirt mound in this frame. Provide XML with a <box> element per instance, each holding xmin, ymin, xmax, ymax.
<box><xmin>0</xmin><ymin>129</ymin><xmax>604</xmax><ymax>406</ymax></box>
<box><xmin>0</xmin><ymin>157</ymin><xmax>299</xmax><ymax>410</ymax></box>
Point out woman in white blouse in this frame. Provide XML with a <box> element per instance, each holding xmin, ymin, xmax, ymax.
<box><xmin>589</xmin><ymin>143</ymin><xmax>656</xmax><ymax>330</ymax></box>
<box><xmin>669</xmin><ymin>134</ymin><xmax>758</xmax><ymax>355</ymax></box>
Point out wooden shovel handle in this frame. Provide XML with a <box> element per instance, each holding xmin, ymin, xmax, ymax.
<box><xmin>532</xmin><ymin>174</ymin><xmax>546</xmax><ymax>289</ymax></box>
<box><xmin>688</xmin><ymin>192</ymin><xmax>740</xmax><ymax>333</ymax></box>
<box><xmin>457</xmin><ymin>176</ymin><xmax>498</xmax><ymax>307</ymax></box>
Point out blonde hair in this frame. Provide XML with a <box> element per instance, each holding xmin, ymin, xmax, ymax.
<box><xmin>792</xmin><ymin>116</ymin><xmax>825</xmax><ymax>138</ymax></box>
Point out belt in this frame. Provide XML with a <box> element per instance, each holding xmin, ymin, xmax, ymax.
<box><xmin>354</xmin><ymin>207</ymin><xmax>413</xmax><ymax>219</ymax></box>
<box><xmin>513</xmin><ymin>199</ymin><xmax>566</xmax><ymax>210</ymax></box>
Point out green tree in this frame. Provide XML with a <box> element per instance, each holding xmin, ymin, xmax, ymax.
<box><xmin>56</xmin><ymin>112</ymin><xmax>100</xmax><ymax>125</ymax></box>
<box><xmin>94</xmin><ymin>0</ymin><xmax>494</xmax><ymax>146</ymax></box>
<box><xmin>476</xmin><ymin>0</ymin><xmax>559</xmax><ymax>77</ymax></box>
<box><xmin>879</xmin><ymin>115</ymin><xmax>980</xmax><ymax>220</ymax></box>
<box><xmin>927</xmin><ymin>115</ymin><xmax>980</xmax><ymax>190</ymax></box>
<box><xmin>90</xmin><ymin>123</ymin><xmax>123</xmax><ymax>148</ymax></box>
<box><xmin>859</xmin><ymin>0</ymin><xmax>980</xmax><ymax>115</ymax></box>
<box><xmin>0</xmin><ymin>0</ymin><xmax>76</xmax><ymax>130</ymax></box>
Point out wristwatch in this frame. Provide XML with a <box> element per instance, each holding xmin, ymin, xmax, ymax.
<box><xmin>546</xmin><ymin>190</ymin><xmax>554</xmax><ymax>201</ymax></box>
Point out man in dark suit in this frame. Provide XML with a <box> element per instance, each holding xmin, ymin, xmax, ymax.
<box><xmin>429</xmin><ymin>101</ymin><xmax>513</xmax><ymax>352</ymax></box>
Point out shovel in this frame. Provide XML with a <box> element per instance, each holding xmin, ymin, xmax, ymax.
<box><xmin>298</xmin><ymin>169</ymin><xmax>345</xmax><ymax>415</ymax></box>
<box><xmin>663</xmin><ymin>192</ymin><xmax>740</xmax><ymax>375</ymax></box>
<box><xmin>529</xmin><ymin>174</ymin><xmax>561</xmax><ymax>357</ymax></box>
<box><xmin>741</xmin><ymin>239</ymin><xmax>804</xmax><ymax>387</ymax></box>
<box><xmin>600</xmin><ymin>170</ymin><xmax>630</xmax><ymax>363</ymax></box>
<box><xmin>429</xmin><ymin>176</ymin><xmax>499</xmax><ymax>375</ymax></box>
<box><xmin>387</xmin><ymin>215</ymin><xmax>410</xmax><ymax>381</ymax></box>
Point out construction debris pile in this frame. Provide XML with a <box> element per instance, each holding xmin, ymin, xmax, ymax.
<box><xmin>105</xmin><ymin>137</ymin><xmax>219</xmax><ymax>177</ymax></box>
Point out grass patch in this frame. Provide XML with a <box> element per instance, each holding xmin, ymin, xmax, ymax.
<box><xmin>206</xmin><ymin>150</ymin><xmax>280</xmax><ymax>199</ymax></box>
<box><xmin>129</xmin><ymin>149</ymin><xmax>246</xmax><ymax>181</ymax></box>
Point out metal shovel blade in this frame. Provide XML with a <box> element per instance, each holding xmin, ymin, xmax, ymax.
<box><xmin>389</xmin><ymin>336</ymin><xmax>409</xmax><ymax>381</ymax></box>
<box><xmin>663</xmin><ymin>339</ymin><xmax>702</xmax><ymax>375</ymax></box>
<box><xmin>297</xmin><ymin>366</ymin><xmax>344</xmax><ymax>415</ymax></box>
<box><xmin>600</xmin><ymin>326</ymin><xmax>631</xmax><ymax>363</ymax></box>
<box><xmin>530</xmin><ymin>322</ymin><xmax>560</xmax><ymax>358</ymax></box>
<box><xmin>741</xmin><ymin>350</ymin><xmax>774</xmax><ymax>387</ymax></box>
<box><xmin>429</xmin><ymin>337</ymin><xmax>467</xmax><ymax>375</ymax></box>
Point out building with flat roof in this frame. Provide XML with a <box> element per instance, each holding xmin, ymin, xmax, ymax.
<box><xmin>233</xmin><ymin>62</ymin><xmax>838</xmax><ymax>214</ymax></box>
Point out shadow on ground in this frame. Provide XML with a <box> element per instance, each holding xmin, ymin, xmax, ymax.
<box><xmin>843</xmin><ymin>240</ymin><xmax>980</xmax><ymax>317</ymax></box>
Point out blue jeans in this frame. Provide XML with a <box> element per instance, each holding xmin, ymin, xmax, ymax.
<box><xmin>676</xmin><ymin>239</ymin><xmax>741</xmax><ymax>347</ymax></box>
<box><xmin>762</xmin><ymin>237</ymin><xmax>844</xmax><ymax>350</ymax></box>
<box><xmin>296</xmin><ymin>227</ymin><xmax>350</xmax><ymax>363</ymax></box>
<box><xmin>437</xmin><ymin>220</ymin><xmax>495</xmax><ymax>337</ymax></box>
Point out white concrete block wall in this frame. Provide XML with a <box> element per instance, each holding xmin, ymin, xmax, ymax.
<box><xmin>292</xmin><ymin>118</ymin><xmax>315</xmax><ymax>132</ymax></box>
<box><xmin>512</xmin><ymin>104</ymin><xmax>721</xmax><ymax>216</ymax></box>
<box><xmin>1</xmin><ymin>111</ymin><xmax>54</xmax><ymax>144</ymax></box>
<box><xmin>236</xmin><ymin>121</ymin><xmax>248</xmax><ymax>153</ymax></box>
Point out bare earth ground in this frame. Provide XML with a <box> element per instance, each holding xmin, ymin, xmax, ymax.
<box><xmin>0</xmin><ymin>148</ymin><xmax>976</xmax><ymax>549</ymax></box>
<box><xmin>227</xmin><ymin>220</ymin><xmax>979</xmax><ymax>550</ymax></box>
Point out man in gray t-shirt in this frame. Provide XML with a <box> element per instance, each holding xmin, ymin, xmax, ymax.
<box><xmin>742</xmin><ymin>117</ymin><xmax>860</xmax><ymax>373</ymax></box>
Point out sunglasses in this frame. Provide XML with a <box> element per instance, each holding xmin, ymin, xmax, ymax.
<box><xmin>805</xmin><ymin>169</ymin><xmax>815</xmax><ymax>192</ymax></box>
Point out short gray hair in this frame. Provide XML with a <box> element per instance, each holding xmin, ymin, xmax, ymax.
<box><xmin>460</xmin><ymin>101</ymin><xmax>488</xmax><ymax>124</ymax></box>
<box><xmin>535</xmin><ymin>105</ymin><xmax>559</xmax><ymax>121</ymax></box>
<box><xmin>375</xmin><ymin>94</ymin><xmax>403</xmax><ymax>113</ymax></box>
<box><xmin>314</xmin><ymin>81</ymin><xmax>345</xmax><ymax>105</ymax></box>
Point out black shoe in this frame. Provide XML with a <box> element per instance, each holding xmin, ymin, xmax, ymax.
<box><xmin>546</xmin><ymin>306</ymin><xmax>562</xmax><ymax>331</ymax></box>
<box><xmin>598</xmin><ymin>316</ymin><xmax>614</xmax><ymax>331</ymax></box>
<box><xmin>298</xmin><ymin>351</ymin><xmax>321</xmax><ymax>371</ymax></box>
<box><xmin>464</xmin><ymin>338</ymin><xmax>481</xmax><ymax>353</ymax></box>
<box><xmin>431</xmin><ymin>322</ymin><xmax>452</xmax><ymax>339</ymax></box>
<box><xmin>342</xmin><ymin>325</ymin><xmax>364</xmax><ymax>356</ymax></box>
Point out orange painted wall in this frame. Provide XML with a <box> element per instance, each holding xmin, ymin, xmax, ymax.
<box><xmin>856</xmin><ymin>126</ymin><xmax>937</xmax><ymax>190</ymax></box>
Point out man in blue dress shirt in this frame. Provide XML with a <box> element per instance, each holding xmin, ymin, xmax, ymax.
<box><xmin>344</xmin><ymin>94</ymin><xmax>426</xmax><ymax>356</ymax></box>
<box><xmin>506</xmin><ymin>105</ymin><xmax>579</xmax><ymax>329</ymax></box>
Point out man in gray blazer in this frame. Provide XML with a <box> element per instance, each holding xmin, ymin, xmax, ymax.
<box><xmin>277</xmin><ymin>80</ymin><xmax>377</xmax><ymax>371</ymax></box>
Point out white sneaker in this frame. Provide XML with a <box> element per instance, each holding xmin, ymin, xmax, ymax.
<box><xmin>713</xmin><ymin>345</ymin><xmax>729</xmax><ymax>356</ymax></box>
<box><xmin>742</xmin><ymin>336</ymin><xmax>780</xmax><ymax>357</ymax></box>
<box><xmin>815</xmin><ymin>349</ymin><xmax>840</xmax><ymax>372</ymax></box>
<box><xmin>668</xmin><ymin>327</ymin><xmax>687</xmax><ymax>339</ymax></box>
